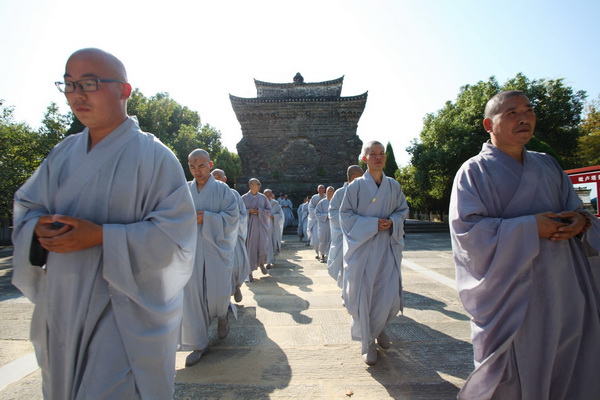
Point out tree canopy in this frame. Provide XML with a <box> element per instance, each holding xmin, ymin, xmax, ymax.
<box><xmin>577</xmin><ymin>97</ymin><xmax>600</xmax><ymax>167</ymax></box>
<box><xmin>398</xmin><ymin>73</ymin><xmax>587</xmax><ymax>213</ymax></box>
<box><xmin>0</xmin><ymin>102</ymin><xmax>71</xmax><ymax>219</ymax></box>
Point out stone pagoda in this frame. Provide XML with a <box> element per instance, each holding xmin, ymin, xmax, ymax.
<box><xmin>230</xmin><ymin>73</ymin><xmax>367</xmax><ymax>201</ymax></box>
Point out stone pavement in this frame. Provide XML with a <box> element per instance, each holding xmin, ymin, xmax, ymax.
<box><xmin>0</xmin><ymin>232</ymin><xmax>473</xmax><ymax>400</ymax></box>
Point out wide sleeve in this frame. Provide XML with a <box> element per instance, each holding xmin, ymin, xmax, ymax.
<box><xmin>449</xmin><ymin>161</ymin><xmax>542</xmax><ymax>379</ymax></box>
<box><xmin>315</xmin><ymin>201</ymin><xmax>329</xmax><ymax>223</ymax></box>
<box><xmin>11</xmin><ymin>155</ymin><xmax>60</xmax><ymax>304</ymax></box>
<box><xmin>201</xmin><ymin>187</ymin><xmax>240</xmax><ymax>267</ymax></box>
<box><xmin>102</xmin><ymin>149</ymin><xmax>197</xmax><ymax>306</ymax></box>
<box><xmin>389</xmin><ymin>179</ymin><xmax>409</xmax><ymax>243</ymax></box>
<box><xmin>340</xmin><ymin>182</ymin><xmax>378</xmax><ymax>248</ymax></box>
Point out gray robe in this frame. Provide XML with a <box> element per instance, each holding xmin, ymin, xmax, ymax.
<box><xmin>297</xmin><ymin>202</ymin><xmax>309</xmax><ymax>241</ymax></box>
<box><xmin>231</xmin><ymin>189</ymin><xmax>251</xmax><ymax>289</ymax></box>
<box><xmin>308</xmin><ymin>194</ymin><xmax>324</xmax><ymax>248</ymax></box>
<box><xmin>267</xmin><ymin>198</ymin><xmax>284</xmax><ymax>264</ymax></box>
<box><xmin>340</xmin><ymin>171</ymin><xmax>408</xmax><ymax>353</ymax></box>
<box><xmin>180</xmin><ymin>175</ymin><xmax>238</xmax><ymax>351</ymax></box>
<box><xmin>315</xmin><ymin>198</ymin><xmax>331</xmax><ymax>256</ymax></box>
<box><xmin>328</xmin><ymin>184</ymin><xmax>347</xmax><ymax>287</ymax></box>
<box><xmin>280</xmin><ymin>198</ymin><xmax>295</xmax><ymax>227</ymax></box>
<box><xmin>450</xmin><ymin>142</ymin><xmax>600</xmax><ymax>400</ymax></box>
<box><xmin>242</xmin><ymin>192</ymin><xmax>271</xmax><ymax>270</ymax></box>
<box><xmin>11</xmin><ymin>117</ymin><xmax>196</xmax><ymax>400</ymax></box>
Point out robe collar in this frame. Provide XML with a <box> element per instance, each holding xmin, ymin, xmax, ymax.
<box><xmin>54</xmin><ymin>117</ymin><xmax>140</xmax><ymax>215</ymax></box>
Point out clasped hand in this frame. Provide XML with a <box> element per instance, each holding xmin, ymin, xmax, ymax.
<box><xmin>35</xmin><ymin>214</ymin><xmax>103</xmax><ymax>253</ymax></box>
<box><xmin>536</xmin><ymin>211</ymin><xmax>586</xmax><ymax>241</ymax></box>
<box><xmin>378</xmin><ymin>218</ymin><xmax>392</xmax><ymax>231</ymax></box>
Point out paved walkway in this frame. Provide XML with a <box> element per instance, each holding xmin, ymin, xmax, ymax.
<box><xmin>0</xmin><ymin>232</ymin><xmax>473</xmax><ymax>399</ymax></box>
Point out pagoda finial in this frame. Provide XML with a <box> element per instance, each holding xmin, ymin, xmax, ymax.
<box><xmin>293</xmin><ymin>72</ymin><xmax>304</xmax><ymax>84</ymax></box>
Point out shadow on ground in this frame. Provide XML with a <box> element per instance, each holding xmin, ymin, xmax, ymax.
<box><xmin>366</xmin><ymin>315</ymin><xmax>472</xmax><ymax>399</ymax></box>
<box><xmin>175</xmin><ymin>305</ymin><xmax>291</xmax><ymax>399</ymax></box>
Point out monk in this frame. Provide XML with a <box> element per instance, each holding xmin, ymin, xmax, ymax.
<box><xmin>450</xmin><ymin>90</ymin><xmax>600</xmax><ymax>399</ymax></box>
<box><xmin>315</xmin><ymin>186</ymin><xmax>335</xmax><ymax>263</ymax></box>
<box><xmin>242</xmin><ymin>178</ymin><xmax>271</xmax><ymax>280</ymax></box>
<box><xmin>180</xmin><ymin>150</ymin><xmax>239</xmax><ymax>367</ymax></box>
<box><xmin>328</xmin><ymin>165</ymin><xmax>363</xmax><ymax>287</ymax></box>
<box><xmin>340</xmin><ymin>140</ymin><xmax>408</xmax><ymax>365</ymax></box>
<box><xmin>12</xmin><ymin>48</ymin><xmax>197</xmax><ymax>399</ymax></box>
<box><xmin>264</xmin><ymin>188</ymin><xmax>284</xmax><ymax>269</ymax></box>
<box><xmin>308</xmin><ymin>185</ymin><xmax>326</xmax><ymax>258</ymax></box>
<box><xmin>211</xmin><ymin>169</ymin><xmax>250</xmax><ymax>303</ymax></box>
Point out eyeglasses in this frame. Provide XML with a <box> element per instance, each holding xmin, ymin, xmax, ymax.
<box><xmin>55</xmin><ymin>78</ymin><xmax>125</xmax><ymax>93</ymax></box>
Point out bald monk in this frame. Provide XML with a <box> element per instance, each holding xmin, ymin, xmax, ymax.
<box><xmin>340</xmin><ymin>140</ymin><xmax>409</xmax><ymax>365</ymax></box>
<box><xmin>264</xmin><ymin>188</ymin><xmax>284</xmax><ymax>268</ymax></box>
<box><xmin>328</xmin><ymin>165</ymin><xmax>363</xmax><ymax>287</ymax></box>
<box><xmin>308</xmin><ymin>185</ymin><xmax>326</xmax><ymax>258</ymax></box>
<box><xmin>12</xmin><ymin>48</ymin><xmax>196</xmax><ymax>399</ymax></box>
<box><xmin>242</xmin><ymin>178</ymin><xmax>272</xmax><ymax>280</ymax></box>
<box><xmin>179</xmin><ymin>150</ymin><xmax>238</xmax><ymax>366</ymax></box>
<box><xmin>211</xmin><ymin>169</ymin><xmax>250</xmax><ymax>303</ymax></box>
<box><xmin>315</xmin><ymin>186</ymin><xmax>335</xmax><ymax>263</ymax></box>
<box><xmin>450</xmin><ymin>90</ymin><xmax>600</xmax><ymax>399</ymax></box>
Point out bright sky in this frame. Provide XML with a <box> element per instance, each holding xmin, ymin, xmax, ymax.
<box><xmin>1</xmin><ymin>0</ymin><xmax>599</xmax><ymax>166</ymax></box>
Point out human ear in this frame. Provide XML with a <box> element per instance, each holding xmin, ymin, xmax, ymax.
<box><xmin>121</xmin><ymin>83</ymin><xmax>132</xmax><ymax>99</ymax></box>
<box><xmin>483</xmin><ymin>118</ymin><xmax>493</xmax><ymax>133</ymax></box>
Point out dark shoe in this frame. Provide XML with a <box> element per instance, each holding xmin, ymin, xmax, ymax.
<box><xmin>266</xmin><ymin>263</ymin><xmax>272</xmax><ymax>269</ymax></box>
<box><xmin>234</xmin><ymin>285</ymin><xmax>243</xmax><ymax>302</ymax></box>
<box><xmin>185</xmin><ymin>348</ymin><xmax>208</xmax><ymax>367</ymax></box>
<box><xmin>248</xmin><ymin>273</ymin><xmax>254</xmax><ymax>282</ymax></box>
<box><xmin>377</xmin><ymin>331</ymin><xmax>391</xmax><ymax>350</ymax></box>
<box><xmin>362</xmin><ymin>342</ymin><xmax>378</xmax><ymax>365</ymax></box>
<box><xmin>218</xmin><ymin>314</ymin><xmax>230</xmax><ymax>339</ymax></box>
<box><xmin>259</xmin><ymin>264</ymin><xmax>267</xmax><ymax>275</ymax></box>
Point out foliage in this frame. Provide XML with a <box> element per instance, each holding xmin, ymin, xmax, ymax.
<box><xmin>213</xmin><ymin>148</ymin><xmax>242</xmax><ymax>187</ymax></box>
<box><xmin>0</xmin><ymin>103</ymin><xmax>70</xmax><ymax>220</ymax></box>
<box><xmin>384</xmin><ymin>142</ymin><xmax>399</xmax><ymax>178</ymax></box>
<box><xmin>577</xmin><ymin>98</ymin><xmax>600</xmax><ymax>167</ymax></box>
<box><xmin>402</xmin><ymin>73</ymin><xmax>587</xmax><ymax>212</ymax></box>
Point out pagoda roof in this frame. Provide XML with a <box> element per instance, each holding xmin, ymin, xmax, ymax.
<box><xmin>229</xmin><ymin>92</ymin><xmax>368</xmax><ymax>104</ymax></box>
<box><xmin>254</xmin><ymin>76</ymin><xmax>345</xmax><ymax>88</ymax></box>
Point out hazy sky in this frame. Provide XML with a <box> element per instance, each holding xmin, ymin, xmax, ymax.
<box><xmin>1</xmin><ymin>0</ymin><xmax>599</xmax><ymax>165</ymax></box>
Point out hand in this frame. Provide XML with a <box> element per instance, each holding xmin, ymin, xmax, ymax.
<box><xmin>270</xmin><ymin>215</ymin><xmax>274</xmax><ymax>219</ymax></box>
<box><xmin>36</xmin><ymin>215</ymin><xmax>102</xmax><ymax>253</ymax></box>
<box><xmin>250</xmin><ymin>207</ymin><xmax>259</xmax><ymax>215</ymax></box>
<box><xmin>551</xmin><ymin>211</ymin><xmax>587</xmax><ymax>241</ymax></box>
<box><xmin>196</xmin><ymin>211</ymin><xmax>204</xmax><ymax>225</ymax></box>
<box><xmin>535</xmin><ymin>212</ymin><xmax>566</xmax><ymax>239</ymax></box>
<box><xmin>378</xmin><ymin>218</ymin><xmax>393</xmax><ymax>231</ymax></box>
<box><xmin>35</xmin><ymin>215</ymin><xmax>73</xmax><ymax>239</ymax></box>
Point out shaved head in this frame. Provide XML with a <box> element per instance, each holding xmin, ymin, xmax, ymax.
<box><xmin>67</xmin><ymin>48</ymin><xmax>128</xmax><ymax>82</ymax></box>
<box><xmin>484</xmin><ymin>90</ymin><xmax>529</xmax><ymax>119</ymax></box>
<box><xmin>188</xmin><ymin>149</ymin><xmax>211</xmax><ymax>162</ymax></box>
<box><xmin>211</xmin><ymin>168</ymin><xmax>226</xmax><ymax>182</ymax></box>
<box><xmin>360</xmin><ymin>140</ymin><xmax>385</xmax><ymax>159</ymax></box>
<box><xmin>347</xmin><ymin>165</ymin><xmax>363</xmax><ymax>182</ymax></box>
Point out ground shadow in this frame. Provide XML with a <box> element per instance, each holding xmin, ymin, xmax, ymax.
<box><xmin>366</xmin><ymin>315</ymin><xmax>473</xmax><ymax>399</ymax></box>
<box><xmin>246</xmin><ymin>276</ymin><xmax>313</xmax><ymax>324</ymax></box>
<box><xmin>404</xmin><ymin>290</ymin><xmax>470</xmax><ymax>321</ymax></box>
<box><xmin>175</xmin><ymin>305</ymin><xmax>291</xmax><ymax>399</ymax></box>
<box><xmin>0</xmin><ymin>253</ymin><xmax>25</xmax><ymax>302</ymax></box>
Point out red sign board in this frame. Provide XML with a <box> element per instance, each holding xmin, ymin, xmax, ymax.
<box><xmin>565</xmin><ymin>166</ymin><xmax>600</xmax><ymax>217</ymax></box>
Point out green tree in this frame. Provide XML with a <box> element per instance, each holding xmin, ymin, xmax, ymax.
<box><xmin>577</xmin><ymin>98</ymin><xmax>600</xmax><ymax>167</ymax></box>
<box><xmin>0</xmin><ymin>105</ymin><xmax>43</xmax><ymax>219</ymax></box>
<box><xmin>384</xmin><ymin>142</ymin><xmax>399</xmax><ymax>178</ymax></box>
<box><xmin>39</xmin><ymin>102</ymin><xmax>71</xmax><ymax>154</ymax></box>
<box><xmin>404</xmin><ymin>74</ymin><xmax>586</xmax><ymax>213</ymax></box>
<box><xmin>214</xmin><ymin>148</ymin><xmax>242</xmax><ymax>188</ymax></box>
